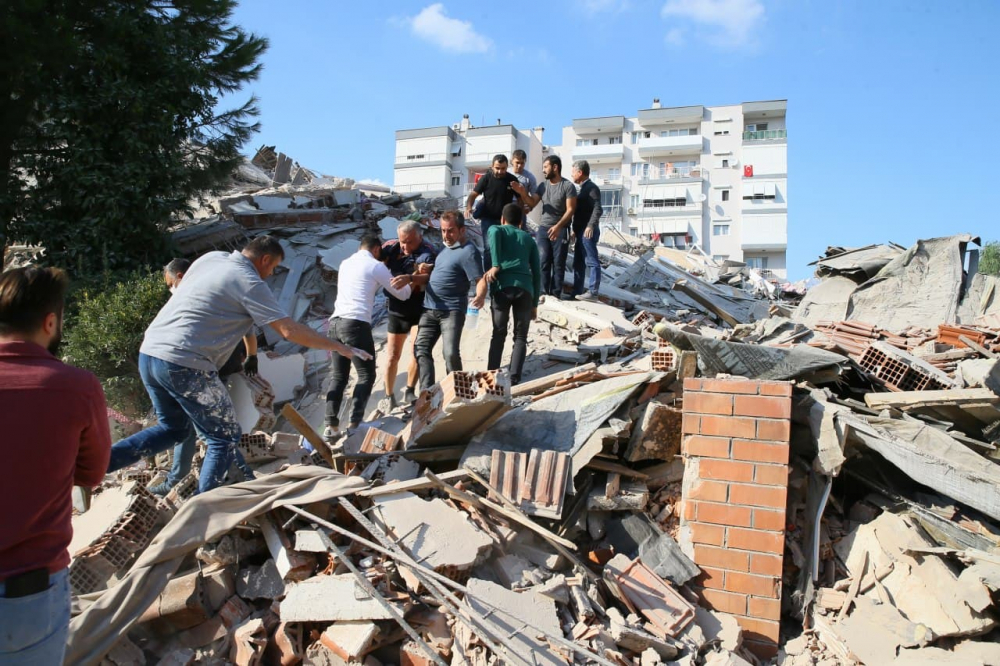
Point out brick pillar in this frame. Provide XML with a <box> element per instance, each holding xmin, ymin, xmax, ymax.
<box><xmin>679</xmin><ymin>377</ymin><xmax>791</xmax><ymax>659</ymax></box>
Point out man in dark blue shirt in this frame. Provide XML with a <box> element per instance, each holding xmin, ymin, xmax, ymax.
<box><xmin>381</xmin><ymin>219</ymin><xmax>436</xmax><ymax>406</ymax></box>
<box><xmin>414</xmin><ymin>211</ymin><xmax>487</xmax><ymax>391</ymax></box>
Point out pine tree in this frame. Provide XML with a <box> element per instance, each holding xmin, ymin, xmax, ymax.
<box><xmin>0</xmin><ymin>0</ymin><xmax>267</xmax><ymax>278</ymax></box>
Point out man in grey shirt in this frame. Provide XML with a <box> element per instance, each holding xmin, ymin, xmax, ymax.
<box><xmin>108</xmin><ymin>236</ymin><xmax>369</xmax><ymax>493</ymax></box>
<box><xmin>516</xmin><ymin>155</ymin><xmax>577</xmax><ymax>298</ymax></box>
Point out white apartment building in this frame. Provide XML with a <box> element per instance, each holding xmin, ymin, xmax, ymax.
<box><xmin>556</xmin><ymin>99</ymin><xmax>788</xmax><ymax>278</ymax></box>
<box><xmin>393</xmin><ymin>115</ymin><xmax>545</xmax><ymax>203</ymax></box>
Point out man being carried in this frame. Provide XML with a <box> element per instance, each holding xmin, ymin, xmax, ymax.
<box><xmin>0</xmin><ymin>267</ymin><xmax>111</xmax><ymax>663</ymax></box>
<box><xmin>518</xmin><ymin>155</ymin><xmax>577</xmax><ymax>299</ymax></box>
<box><xmin>570</xmin><ymin>159</ymin><xmax>604</xmax><ymax>301</ymax></box>
<box><xmin>108</xmin><ymin>236</ymin><xmax>369</xmax><ymax>493</ymax></box>
<box><xmin>484</xmin><ymin>203</ymin><xmax>541</xmax><ymax>385</ymax></box>
<box><xmin>465</xmin><ymin>154</ymin><xmax>518</xmax><ymax>271</ymax></box>
<box><xmin>324</xmin><ymin>234</ymin><xmax>412</xmax><ymax>439</ymax></box>
<box><xmin>415</xmin><ymin>211</ymin><xmax>487</xmax><ymax>390</ymax></box>
<box><xmin>381</xmin><ymin>220</ymin><xmax>436</xmax><ymax>409</ymax></box>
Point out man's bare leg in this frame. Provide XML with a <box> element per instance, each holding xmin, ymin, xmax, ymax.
<box><xmin>403</xmin><ymin>329</ymin><xmax>420</xmax><ymax>403</ymax></box>
<box><xmin>383</xmin><ymin>331</ymin><xmax>408</xmax><ymax>408</ymax></box>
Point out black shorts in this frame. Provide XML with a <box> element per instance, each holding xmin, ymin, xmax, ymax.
<box><xmin>388</xmin><ymin>312</ymin><xmax>422</xmax><ymax>335</ymax></box>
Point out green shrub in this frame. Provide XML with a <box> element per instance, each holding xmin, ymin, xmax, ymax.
<box><xmin>63</xmin><ymin>271</ymin><xmax>169</xmax><ymax>419</ymax></box>
<box><xmin>981</xmin><ymin>241</ymin><xmax>1000</xmax><ymax>277</ymax></box>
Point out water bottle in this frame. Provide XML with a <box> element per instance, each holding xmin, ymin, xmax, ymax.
<box><xmin>466</xmin><ymin>304</ymin><xmax>480</xmax><ymax>330</ymax></box>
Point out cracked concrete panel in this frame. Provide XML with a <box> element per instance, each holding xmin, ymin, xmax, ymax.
<box><xmin>465</xmin><ymin>578</ymin><xmax>563</xmax><ymax>666</ymax></box>
<box><xmin>280</xmin><ymin>574</ymin><xmax>395</xmax><ymax>623</ymax></box>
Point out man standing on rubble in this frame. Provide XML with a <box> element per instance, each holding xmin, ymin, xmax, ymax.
<box><xmin>510</xmin><ymin>149</ymin><xmax>537</xmax><ymax>215</ymax></box>
<box><xmin>0</xmin><ymin>267</ymin><xmax>111</xmax><ymax>663</ymax></box>
<box><xmin>325</xmin><ymin>234</ymin><xmax>413</xmax><ymax>439</ymax></box>
<box><xmin>381</xmin><ymin>220</ymin><xmax>436</xmax><ymax>409</ymax></box>
<box><xmin>108</xmin><ymin>236</ymin><xmax>370</xmax><ymax>493</ymax></box>
<box><xmin>485</xmin><ymin>203</ymin><xmax>541</xmax><ymax>385</ymax></box>
<box><xmin>465</xmin><ymin>154</ymin><xmax>518</xmax><ymax>271</ymax></box>
<box><xmin>517</xmin><ymin>155</ymin><xmax>577</xmax><ymax>299</ymax></box>
<box><xmin>415</xmin><ymin>211</ymin><xmax>487</xmax><ymax>391</ymax></box>
<box><xmin>570</xmin><ymin>160</ymin><xmax>603</xmax><ymax>301</ymax></box>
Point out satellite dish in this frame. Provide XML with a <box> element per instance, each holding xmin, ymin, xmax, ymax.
<box><xmin>694</xmin><ymin>193</ymin><xmax>707</xmax><ymax>203</ymax></box>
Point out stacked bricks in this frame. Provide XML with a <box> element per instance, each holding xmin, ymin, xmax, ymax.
<box><xmin>857</xmin><ymin>344</ymin><xmax>950</xmax><ymax>391</ymax></box>
<box><xmin>651</xmin><ymin>342</ymin><xmax>677</xmax><ymax>372</ymax></box>
<box><xmin>679</xmin><ymin>377</ymin><xmax>791</xmax><ymax>659</ymax></box>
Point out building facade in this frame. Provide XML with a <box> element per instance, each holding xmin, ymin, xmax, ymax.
<box><xmin>555</xmin><ymin>100</ymin><xmax>787</xmax><ymax>278</ymax></box>
<box><xmin>393</xmin><ymin>115</ymin><xmax>545</xmax><ymax>205</ymax></box>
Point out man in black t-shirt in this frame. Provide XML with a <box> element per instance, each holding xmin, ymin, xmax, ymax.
<box><xmin>465</xmin><ymin>154</ymin><xmax>518</xmax><ymax>271</ymax></box>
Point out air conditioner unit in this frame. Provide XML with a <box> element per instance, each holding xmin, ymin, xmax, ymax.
<box><xmin>627</xmin><ymin>208</ymin><xmax>635</xmax><ymax>215</ymax></box>
<box><xmin>452</xmin><ymin>124</ymin><xmax>460</xmax><ymax>130</ymax></box>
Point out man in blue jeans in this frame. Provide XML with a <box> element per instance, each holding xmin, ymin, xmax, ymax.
<box><xmin>518</xmin><ymin>155</ymin><xmax>577</xmax><ymax>299</ymax></box>
<box><xmin>0</xmin><ymin>266</ymin><xmax>111</xmax><ymax>664</ymax></box>
<box><xmin>107</xmin><ymin>236</ymin><xmax>369</xmax><ymax>493</ymax></box>
<box><xmin>570</xmin><ymin>159</ymin><xmax>604</xmax><ymax>300</ymax></box>
<box><xmin>415</xmin><ymin>211</ymin><xmax>487</xmax><ymax>391</ymax></box>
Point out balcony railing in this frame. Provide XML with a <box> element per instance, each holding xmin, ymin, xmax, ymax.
<box><xmin>637</xmin><ymin>167</ymin><xmax>703</xmax><ymax>183</ymax></box>
<box><xmin>743</xmin><ymin>129</ymin><xmax>787</xmax><ymax>142</ymax></box>
<box><xmin>394</xmin><ymin>152</ymin><xmax>451</xmax><ymax>166</ymax></box>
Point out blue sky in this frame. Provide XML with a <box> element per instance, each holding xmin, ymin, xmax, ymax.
<box><xmin>228</xmin><ymin>1</ymin><xmax>999</xmax><ymax>280</ymax></box>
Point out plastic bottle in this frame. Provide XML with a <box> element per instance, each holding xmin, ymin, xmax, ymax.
<box><xmin>466</xmin><ymin>304</ymin><xmax>480</xmax><ymax>329</ymax></box>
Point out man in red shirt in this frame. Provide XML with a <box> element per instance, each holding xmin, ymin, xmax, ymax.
<box><xmin>0</xmin><ymin>266</ymin><xmax>111</xmax><ymax>663</ymax></box>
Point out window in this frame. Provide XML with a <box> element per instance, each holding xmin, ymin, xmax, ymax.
<box><xmin>659</xmin><ymin>128</ymin><xmax>697</xmax><ymax>137</ymax></box>
<box><xmin>630</xmin><ymin>194</ymin><xmax>640</xmax><ymax>210</ymax></box>
<box><xmin>713</xmin><ymin>224</ymin><xmax>730</xmax><ymax>236</ymax></box>
<box><xmin>631</xmin><ymin>131</ymin><xmax>641</xmax><ymax>144</ymax></box>
<box><xmin>745</xmin><ymin>123</ymin><xmax>768</xmax><ymax>132</ymax></box>
<box><xmin>721</xmin><ymin>190</ymin><xmax>730</xmax><ymax>202</ymax></box>
<box><xmin>643</xmin><ymin>197</ymin><xmax>687</xmax><ymax>208</ymax></box>
<box><xmin>406</xmin><ymin>154</ymin><xmax>425</xmax><ymax>161</ymax></box>
<box><xmin>745</xmin><ymin>256</ymin><xmax>769</xmax><ymax>270</ymax></box>
<box><xmin>630</xmin><ymin>163</ymin><xmax>640</xmax><ymax>176</ymax></box>
<box><xmin>607</xmin><ymin>167</ymin><xmax>621</xmax><ymax>179</ymax></box>
<box><xmin>712</xmin><ymin>255</ymin><xmax>729</xmax><ymax>262</ymax></box>
<box><xmin>742</xmin><ymin>183</ymin><xmax>778</xmax><ymax>201</ymax></box>
<box><xmin>713</xmin><ymin>129</ymin><xmax>730</xmax><ymax>136</ymax></box>
<box><xmin>576</xmin><ymin>138</ymin><xmax>598</xmax><ymax>147</ymax></box>
<box><xmin>609</xmin><ymin>135</ymin><xmax>622</xmax><ymax>145</ymax></box>
<box><xmin>601</xmin><ymin>190</ymin><xmax>622</xmax><ymax>208</ymax></box>
<box><xmin>451</xmin><ymin>176</ymin><xmax>460</xmax><ymax>186</ymax></box>
<box><xmin>722</xmin><ymin>159</ymin><xmax>729</xmax><ymax>168</ymax></box>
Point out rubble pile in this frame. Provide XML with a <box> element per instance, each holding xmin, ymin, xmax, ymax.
<box><xmin>64</xmin><ymin>158</ymin><xmax>1000</xmax><ymax>666</ymax></box>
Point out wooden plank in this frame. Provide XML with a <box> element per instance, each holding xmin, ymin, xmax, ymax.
<box><xmin>511</xmin><ymin>362</ymin><xmax>597</xmax><ymax>398</ymax></box>
<box><xmin>864</xmin><ymin>388</ymin><xmax>999</xmax><ymax>410</ymax></box>
<box><xmin>358</xmin><ymin>469</ymin><xmax>469</xmax><ymax>498</ymax></box>
<box><xmin>585</xmin><ymin>458</ymin><xmax>650</xmax><ymax>479</ymax></box>
<box><xmin>280</xmin><ymin>403</ymin><xmax>337</xmax><ymax>469</ymax></box>
<box><xmin>959</xmin><ymin>335</ymin><xmax>998</xmax><ymax>360</ymax></box>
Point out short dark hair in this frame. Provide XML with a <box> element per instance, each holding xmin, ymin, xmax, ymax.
<box><xmin>572</xmin><ymin>159</ymin><xmax>590</xmax><ymax>177</ymax></box>
<box><xmin>544</xmin><ymin>155</ymin><xmax>562</xmax><ymax>172</ymax></box>
<box><xmin>243</xmin><ymin>235</ymin><xmax>285</xmax><ymax>260</ymax></box>
<box><xmin>164</xmin><ymin>258</ymin><xmax>191</xmax><ymax>278</ymax></box>
<box><xmin>0</xmin><ymin>267</ymin><xmax>69</xmax><ymax>336</ymax></box>
<box><xmin>501</xmin><ymin>203</ymin><xmax>523</xmax><ymax>228</ymax></box>
<box><xmin>441</xmin><ymin>210</ymin><xmax>465</xmax><ymax>228</ymax></box>
<box><xmin>512</xmin><ymin>149</ymin><xmax>527</xmax><ymax>161</ymax></box>
<box><xmin>360</xmin><ymin>233</ymin><xmax>382</xmax><ymax>252</ymax></box>
<box><xmin>492</xmin><ymin>154</ymin><xmax>508</xmax><ymax>166</ymax></box>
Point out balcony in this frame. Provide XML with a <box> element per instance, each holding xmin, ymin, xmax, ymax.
<box><xmin>741</xmin><ymin>217</ymin><xmax>787</xmax><ymax>251</ymax></box>
<box><xmin>636</xmin><ymin>203</ymin><xmax>702</xmax><ymax>216</ymax></box>
<box><xmin>629</xmin><ymin>218</ymin><xmax>693</xmax><ymax>235</ymax></box>
<box><xmin>742</xmin><ymin>129</ymin><xmax>787</xmax><ymax>143</ymax></box>
<box><xmin>636</xmin><ymin>134</ymin><xmax>703</xmax><ymax>157</ymax></box>
<box><xmin>464</xmin><ymin>151</ymin><xmax>512</xmax><ymax>169</ymax></box>
<box><xmin>573</xmin><ymin>116</ymin><xmax>626</xmax><ymax>133</ymax></box>
<box><xmin>394</xmin><ymin>152</ymin><xmax>452</xmax><ymax>169</ymax></box>
<box><xmin>638</xmin><ymin>105</ymin><xmax>704</xmax><ymax>126</ymax></box>
<box><xmin>637</xmin><ymin>166</ymin><xmax>705</xmax><ymax>184</ymax></box>
<box><xmin>571</xmin><ymin>143</ymin><xmax>625</xmax><ymax>164</ymax></box>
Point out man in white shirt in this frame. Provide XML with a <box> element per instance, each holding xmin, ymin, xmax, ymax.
<box><xmin>325</xmin><ymin>233</ymin><xmax>413</xmax><ymax>438</ymax></box>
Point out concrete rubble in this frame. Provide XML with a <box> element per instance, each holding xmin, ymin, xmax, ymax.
<box><xmin>67</xmin><ymin>172</ymin><xmax>1000</xmax><ymax>666</ymax></box>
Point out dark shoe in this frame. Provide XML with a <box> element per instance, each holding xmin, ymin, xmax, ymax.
<box><xmin>403</xmin><ymin>387</ymin><xmax>418</xmax><ymax>404</ymax></box>
<box><xmin>387</xmin><ymin>392</ymin><xmax>399</xmax><ymax>409</ymax></box>
<box><xmin>323</xmin><ymin>420</ymin><xmax>340</xmax><ymax>444</ymax></box>
<box><xmin>149</xmin><ymin>482</ymin><xmax>173</xmax><ymax>497</ymax></box>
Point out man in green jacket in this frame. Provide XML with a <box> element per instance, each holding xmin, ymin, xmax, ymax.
<box><xmin>484</xmin><ymin>203</ymin><xmax>542</xmax><ymax>385</ymax></box>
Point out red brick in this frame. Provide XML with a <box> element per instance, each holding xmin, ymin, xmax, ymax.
<box><xmin>688</xmin><ymin>479</ymin><xmax>729</xmax><ymax>502</ymax></box>
<box><xmin>750</xmin><ymin>553</ymin><xmax>783</xmax><ymax>577</ymax></box>
<box><xmin>729</xmin><ymin>483</ymin><xmax>787</xmax><ymax>509</ymax></box>
<box><xmin>695</xmin><ymin>501</ymin><xmax>752</xmax><ymax>527</ymax></box>
<box><xmin>735</xmin><ymin>616</ymin><xmax>781</xmax><ymax>643</ymax></box>
<box><xmin>683</xmin><ymin>378</ymin><xmax>704</xmax><ymax>391</ymax></box>
<box><xmin>728</xmin><ymin>527</ymin><xmax>784</xmax><ymax>554</ymax></box>
<box><xmin>733</xmin><ymin>395</ymin><xmax>791</xmax><ymax>419</ymax></box>
<box><xmin>698</xmin><ymin>458</ymin><xmax>755</xmax><ymax>483</ymax></box>
<box><xmin>725</xmin><ymin>571</ymin><xmax>780</xmax><ymax>598</ymax></box>
<box><xmin>753</xmin><ymin>508</ymin><xmax>787</xmax><ymax>531</ymax></box>
<box><xmin>684</xmin><ymin>435</ymin><xmax>731</xmax><ymax>459</ymax></box>
<box><xmin>699</xmin><ymin>415</ymin><xmax>757</xmax><ymax>438</ymax></box>
<box><xmin>693</xmin><ymin>544</ymin><xmax>749</xmax><ymax>572</ymax></box>
<box><xmin>682</xmin><ymin>500</ymin><xmax>697</xmax><ymax>521</ymax></box>
<box><xmin>684</xmin><ymin>392</ymin><xmax>734</xmax><ymax>415</ymax></box>
<box><xmin>689</xmin><ymin>522</ymin><xmax>726</xmax><ymax>546</ymax></box>
<box><xmin>698</xmin><ymin>588</ymin><xmax>748</xmax><ymax>615</ymax></box>
<box><xmin>756</xmin><ymin>418</ymin><xmax>791</xmax><ymax>442</ymax></box>
<box><xmin>696</xmin><ymin>566</ymin><xmax>726</xmax><ymax>590</ymax></box>
<box><xmin>731</xmin><ymin>439</ymin><xmax>789</xmax><ymax>464</ymax></box>
<box><xmin>758</xmin><ymin>382</ymin><xmax>793</xmax><ymax>397</ymax></box>
<box><xmin>701</xmin><ymin>378</ymin><xmax>760</xmax><ymax>394</ymax></box>
<box><xmin>755</xmin><ymin>464</ymin><xmax>789</xmax><ymax>487</ymax></box>
<box><xmin>748</xmin><ymin>596</ymin><xmax>782</xmax><ymax>620</ymax></box>
<box><xmin>681</xmin><ymin>413</ymin><xmax>701</xmax><ymax>435</ymax></box>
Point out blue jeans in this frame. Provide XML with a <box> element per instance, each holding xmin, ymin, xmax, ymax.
<box><xmin>415</xmin><ymin>309</ymin><xmax>466</xmax><ymax>390</ymax></box>
<box><xmin>0</xmin><ymin>568</ymin><xmax>69</xmax><ymax>665</ymax></box>
<box><xmin>573</xmin><ymin>227</ymin><xmax>602</xmax><ymax>294</ymax></box>
<box><xmin>537</xmin><ymin>225</ymin><xmax>569</xmax><ymax>297</ymax></box>
<box><xmin>480</xmin><ymin>217</ymin><xmax>500</xmax><ymax>272</ymax></box>
<box><xmin>108</xmin><ymin>354</ymin><xmax>243</xmax><ymax>494</ymax></box>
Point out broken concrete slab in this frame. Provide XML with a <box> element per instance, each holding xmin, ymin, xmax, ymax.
<box><xmin>320</xmin><ymin>239</ymin><xmax>361</xmax><ymax>271</ymax></box>
<box><xmin>280</xmin><ymin>574</ymin><xmax>396</xmax><ymax>623</ymax></box>
<box><xmin>624</xmin><ymin>399</ymin><xmax>682</xmax><ymax>463</ymax></box>
<box><xmin>405</xmin><ymin>371</ymin><xmax>511</xmax><ymax>449</ymax></box>
<box><xmin>258</xmin><ymin>353</ymin><xmax>306</xmax><ymax>403</ymax></box>
<box><xmin>236</xmin><ymin>559</ymin><xmax>284</xmax><ymax>599</ymax></box>
<box><xmin>465</xmin><ymin>578</ymin><xmax>564</xmax><ymax>666</ymax></box>
<box><xmin>320</xmin><ymin>621</ymin><xmax>380</xmax><ymax>662</ymax></box>
<box><xmin>588</xmin><ymin>479</ymin><xmax>649</xmax><ymax>511</ymax></box>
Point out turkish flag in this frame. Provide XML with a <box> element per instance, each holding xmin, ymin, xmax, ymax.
<box><xmin>744</xmin><ymin>165</ymin><xmax>754</xmax><ymax>177</ymax></box>
<box><xmin>474</xmin><ymin>172</ymin><xmax>485</xmax><ymax>184</ymax></box>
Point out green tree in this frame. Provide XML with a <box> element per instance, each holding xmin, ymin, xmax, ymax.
<box><xmin>982</xmin><ymin>241</ymin><xmax>1000</xmax><ymax>277</ymax></box>
<box><xmin>1</xmin><ymin>0</ymin><xmax>267</xmax><ymax>278</ymax></box>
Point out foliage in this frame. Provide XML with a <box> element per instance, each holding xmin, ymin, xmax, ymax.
<box><xmin>981</xmin><ymin>241</ymin><xmax>1000</xmax><ymax>277</ymax></box>
<box><xmin>62</xmin><ymin>271</ymin><xmax>169</xmax><ymax>418</ymax></box>
<box><xmin>1</xmin><ymin>0</ymin><xmax>267</xmax><ymax>279</ymax></box>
